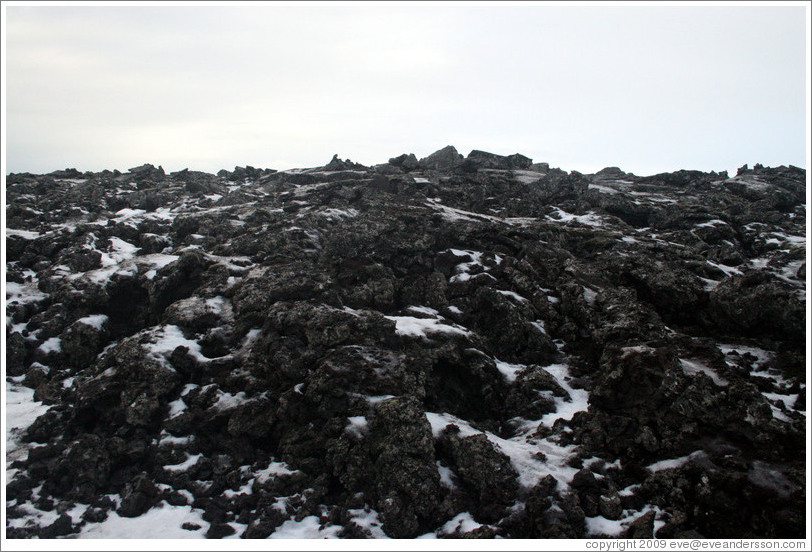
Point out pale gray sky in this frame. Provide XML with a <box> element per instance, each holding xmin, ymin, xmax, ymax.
<box><xmin>3</xmin><ymin>1</ymin><xmax>809</xmax><ymax>176</ymax></box>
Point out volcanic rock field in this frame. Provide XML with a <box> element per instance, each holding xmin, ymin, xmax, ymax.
<box><xmin>4</xmin><ymin>146</ymin><xmax>807</xmax><ymax>539</ymax></box>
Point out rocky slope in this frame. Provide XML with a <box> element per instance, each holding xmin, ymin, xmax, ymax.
<box><xmin>4</xmin><ymin>147</ymin><xmax>807</xmax><ymax>539</ymax></box>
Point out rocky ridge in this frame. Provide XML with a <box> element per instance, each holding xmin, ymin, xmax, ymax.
<box><xmin>4</xmin><ymin>146</ymin><xmax>807</xmax><ymax>539</ymax></box>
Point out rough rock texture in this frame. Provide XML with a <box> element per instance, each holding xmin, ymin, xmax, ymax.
<box><xmin>4</xmin><ymin>150</ymin><xmax>806</xmax><ymax>539</ymax></box>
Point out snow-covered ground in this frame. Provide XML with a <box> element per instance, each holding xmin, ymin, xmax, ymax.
<box><xmin>385</xmin><ymin>306</ymin><xmax>472</xmax><ymax>339</ymax></box>
<box><xmin>5</xmin><ymin>381</ymin><xmax>51</xmax><ymax>478</ymax></box>
<box><xmin>4</xmin><ymin>354</ymin><xmax>599</xmax><ymax>538</ymax></box>
<box><xmin>5</xmin><ymin>159</ymin><xmax>804</xmax><ymax>540</ymax></box>
<box><xmin>718</xmin><ymin>343</ymin><xmax>805</xmax><ymax>422</ymax></box>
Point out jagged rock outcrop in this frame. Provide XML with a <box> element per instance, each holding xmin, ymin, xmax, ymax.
<box><xmin>419</xmin><ymin>145</ymin><xmax>464</xmax><ymax>171</ymax></box>
<box><xmin>4</xmin><ymin>147</ymin><xmax>806</xmax><ymax>539</ymax></box>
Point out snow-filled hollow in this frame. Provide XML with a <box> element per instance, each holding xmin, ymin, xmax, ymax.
<box><xmin>384</xmin><ymin>312</ymin><xmax>471</xmax><ymax>339</ymax></box>
<box><xmin>425</xmin><ymin>410</ymin><xmax>580</xmax><ymax>490</ymax></box>
<box><xmin>680</xmin><ymin>358</ymin><xmax>729</xmax><ymax>387</ymax></box>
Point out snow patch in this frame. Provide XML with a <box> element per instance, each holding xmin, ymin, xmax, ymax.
<box><xmin>37</xmin><ymin>337</ymin><xmax>62</xmax><ymax>354</ymax></box>
<box><xmin>385</xmin><ymin>314</ymin><xmax>470</xmax><ymax>339</ymax></box>
<box><xmin>497</xmin><ymin>289</ymin><xmax>530</xmax><ymax>303</ymax></box>
<box><xmin>113</xmin><ymin>208</ymin><xmax>146</xmax><ymax>220</ymax></box>
<box><xmin>513</xmin><ymin>171</ymin><xmax>544</xmax><ymax>184</ymax></box>
<box><xmin>6</xmin><ymin>228</ymin><xmax>42</xmax><ymax>239</ymax></box>
<box><xmin>7</xmin><ymin>498</ymin><xmax>86</xmax><ymax>533</ymax></box>
<box><xmin>407</xmin><ymin>305</ymin><xmax>440</xmax><ymax>316</ymax></box>
<box><xmin>587</xmin><ymin>183</ymin><xmax>621</xmax><ymax>195</ymax></box>
<box><xmin>269</xmin><ymin>515</ymin><xmax>342</xmax><ymax>538</ymax></box>
<box><xmin>345</xmin><ymin>416</ymin><xmax>369</xmax><ymax>438</ymax></box>
<box><xmin>695</xmin><ymin>219</ymin><xmax>727</xmax><ymax>228</ymax></box>
<box><xmin>347</xmin><ymin>507</ymin><xmax>388</xmax><ymax>538</ymax></box>
<box><xmin>361</xmin><ymin>394</ymin><xmax>396</xmax><ymax>404</ymax></box>
<box><xmin>76</xmin><ymin>314</ymin><xmax>109</xmax><ymax>330</ymax></box>
<box><xmin>585</xmin><ymin>505</ymin><xmax>667</xmax><ymax>537</ymax></box>
<box><xmin>6</xmin><ymin>281</ymin><xmax>49</xmax><ymax>306</ymax></box>
<box><xmin>718</xmin><ymin>343</ymin><xmax>773</xmax><ymax>371</ymax></box>
<box><xmin>102</xmin><ymin>236</ymin><xmax>140</xmax><ymax>266</ymax></box>
<box><xmin>706</xmin><ymin>260</ymin><xmax>742</xmax><ymax>277</ymax></box>
<box><xmin>157</xmin><ymin>431</ymin><xmax>195</xmax><ymax>447</ymax></box>
<box><xmin>212</xmin><ymin>390</ymin><xmax>249</xmax><ymax>411</ymax></box>
<box><xmin>582</xmin><ymin>286</ymin><xmax>598</xmax><ymax>306</ymax></box>
<box><xmin>717</xmin><ymin>343</ymin><xmax>798</xmax><ymax>420</ymax></box>
<box><xmin>547</xmin><ymin>207</ymin><xmax>605</xmax><ymax>227</ymax></box>
<box><xmin>426</xmin><ymin>411</ymin><xmax>580</xmax><ymax>490</ymax></box>
<box><xmin>447</xmin><ymin>249</ymin><xmax>485</xmax><ymax>283</ymax></box>
<box><xmin>204</xmin><ymin>296</ymin><xmax>229</xmax><ymax>316</ymax></box>
<box><xmin>439</xmin><ymin>512</ymin><xmax>484</xmax><ymax>535</ymax></box>
<box><xmin>680</xmin><ymin>358</ymin><xmax>729</xmax><ymax>387</ymax></box>
<box><xmin>6</xmin><ymin>382</ymin><xmax>51</xmax><ymax>468</ymax></box>
<box><xmin>530</xmin><ymin>320</ymin><xmax>547</xmax><ymax>334</ymax></box>
<box><xmin>585</xmin><ymin>515</ymin><xmax>627</xmax><ymax>537</ymax></box>
<box><xmin>425</xmin><ymin>412</ymin><xmax>481</xmax><ymax>439</ymax></box>
<box><xmin>426</xmin><ymin>198</ymin><xmax>509</xmax><ymax>225</ymax></box>
<box><xmin>539</xmin><ymin>363</ymin><xmax>590</xmax><ymax>427</ymax></box>
<box><xmin>78</xmin><ymin>502</ymin><xmax>208</xmax><ymax>538</ymax></box>
<box><xmin>146</xmin><ymin>325</ymin><xmax>205</xmax><ymax>360</ymax></box>
<box><xmin>164</xmin><ymin>453</ymin><xmax>202</xmax><ymax>472</ymax></box>
<box><xmin>319</xmin><ymin>207</ymin><xmax>359</xmax><ymax>220</ymax></box>
<box><xmin>724</xmin><ymin>175</ymin><xmax>771</xmax><ymax>191</ymax></box>
<box><xmin>255</xmin><ymin>460</ymin><xmax>299</xmax><ymax>483</ymax></box>
<box><xmin>140</xmin><ymin>253</ymin><xmax>181</xmax><ymax>274</ymax></box>
<box><xmin>495</xmin><ymin>359</ymin><xmax>526</xmax><ymax>384</ymax></box>
<box><xmin>437</xmin><ymin>462</ymin><xmax>458</xmax><ymax>490</ymax></box>
<box><xmin>167</xmin><ymin>398</ymin><xmax>188</xmax><ymax>418</ymax></box>
<box><xmin>645</xmin><ymin>451</ymin><xmax>706</xmax><ymax>473</ymax></box>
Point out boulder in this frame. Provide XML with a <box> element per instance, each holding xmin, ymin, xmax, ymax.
<box><xmin>419</xmin><ymin>146</ymin><xmax>464</xmax><ymax>171</ymax></box>
<box><xmin>60</xmin><ymin>315</ymin><xmax>110</xmax><ymax>369</ymax></box>
<box><xmin>460</xmin><ymin>150</ymin><xmax>533</xmax><ymax>171</ymax></box>
<box><xmin>128</xmin><ymin>163</ymin><xmax>165</xmax><ymax>181</ymax></box>
<box><xmin>388</xmin><ymin>153</ymin><xmax>420</xmax><ymax>171</ymax></box>
<box><xmin>117</xmin><ymin>474</ymin><xmax>159</xmax><ymax>518</ymax></box>
<box><xmin>324</xmin><ymin>154</ymin><xmax>366</xmax><ymax>172</ymax></box>
<box><xmin>708</xmin><ymin>272</ymin><xmax>805</xmax><ymax>344</ymax></box>
<box><xmin>438</xmin><ymin>426</ymin><xmax>519</xmax><ymax>522</ymax></box>
<box><xmin>367</xmin><ymin>396</ymin><xmax>442</xmax><ymax>537</ymax></box>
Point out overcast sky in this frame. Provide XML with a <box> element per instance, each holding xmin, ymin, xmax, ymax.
<box><xmin>3</xmin><ymin>1</ymin><xmax>809</xmax><ymax>176</ymax></box>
